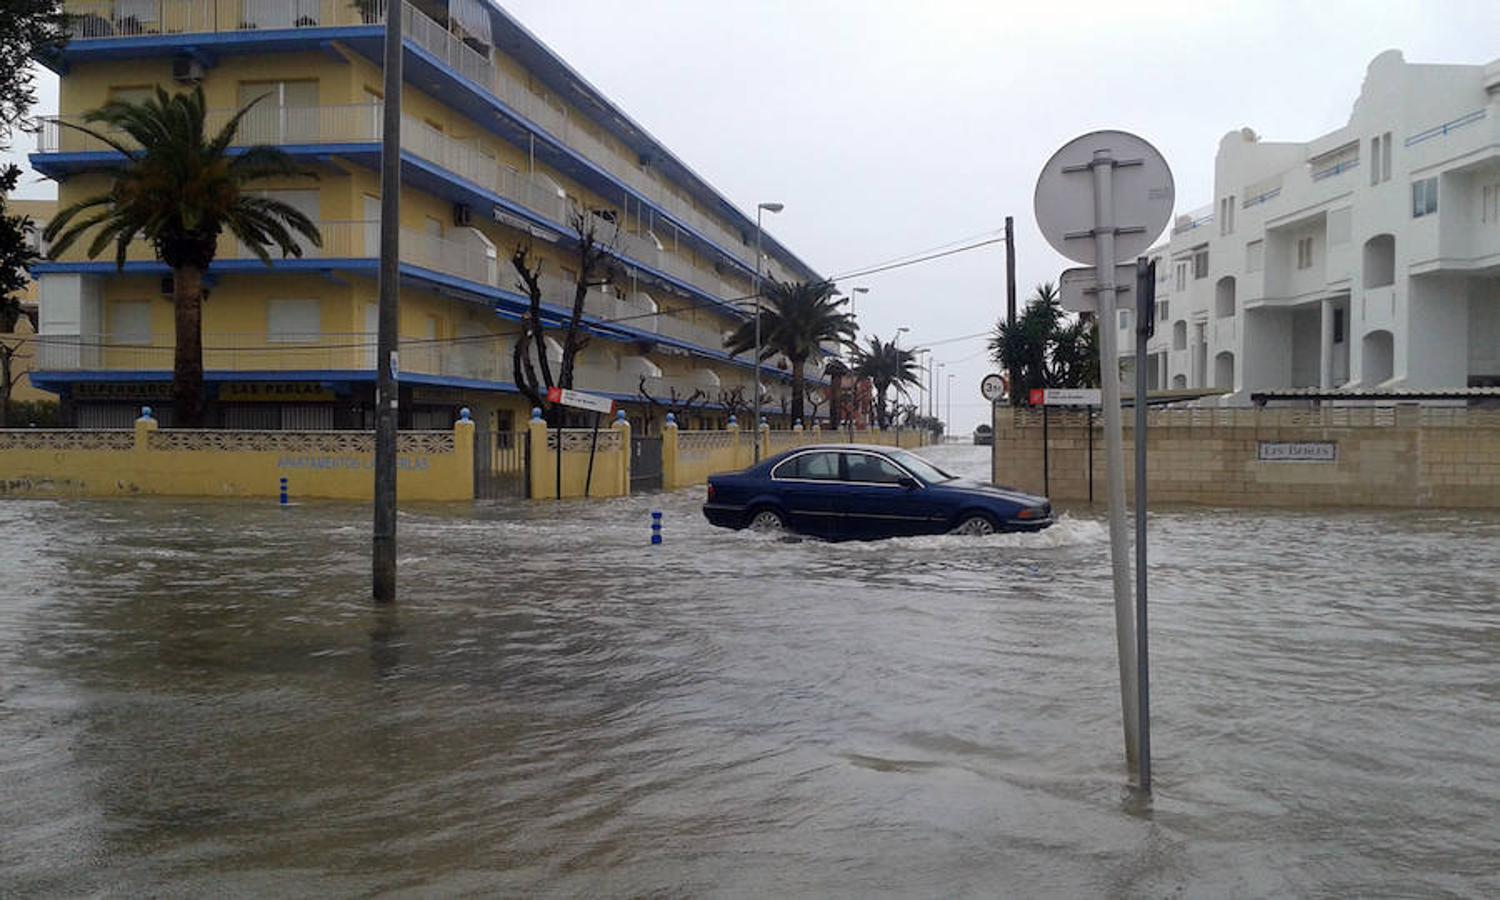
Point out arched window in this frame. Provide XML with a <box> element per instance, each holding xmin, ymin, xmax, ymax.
<box><xmin>1362</xmin><ymin>330</ymin><xmax>1394</xmax><ymax>386</ymax></box>
<box><xmin>1363</xmin><ymin>234</ymin><xmax>1395</xmax><ymax>289</ymax></box>
<box><xmin>1173</xmin><ymin>320</ymin><xmax>1187</xmax><ymax>351</ymax></box>
<box><xmin>1215</xmin><ymin>276</ymin><xmax>1236</xmax><ymax>318</ymax></box>
<box><xmin>1214</xmin><ymin>351</ymin><xmax>1235</xmax><ymax>390</ymax></box>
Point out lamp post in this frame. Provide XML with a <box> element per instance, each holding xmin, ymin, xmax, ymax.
<box><xmin>937</xmin><ymin>362</ymin><xmax>946</xmax><ymax>432</ymax></box>
<box><xmin>849</xmin><ymin>286</ymin><xmax>869</xmax><ymax>319</ymax></box>
<box><xmin>753</xmin><ymin>202</ymin><xmax>783</xmax><ymax>459</ymax></box>
<box><xmin>947</xmin><ymin>372</ymin><xmax>955</xmax><ymax>439</ymax></box>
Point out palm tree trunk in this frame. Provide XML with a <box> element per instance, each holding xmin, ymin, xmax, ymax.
<box><xmin>789</xmin><ymin>357</ymin><xmax>806</xmax><ymax>424</ymax></box>
<box><xmin>172</xmin><ymin>265</ymin><xmax>207</xmax><ymax>428</ymax></box>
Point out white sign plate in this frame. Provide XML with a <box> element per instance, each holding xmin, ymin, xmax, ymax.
<box><xmin>548</xmin><ymin>387</ymin><xmax>615</xmax><ymax>415</ymax></box>
<box><xmin>1044</xmin><ymin>388</ymin><xmax>1102</xmax><ymax>407</ymax></box>
<box><xmin>1258</xmin><ymin>441</ymin><xmax>1337</xmax><ymax>462</ymax></box>
<box><xmin>1058</xmin><ymin>264</ymin><xmax>1139</xmax><ymax>314</ymax></box>
<box><xmin>1035</xmin><ymin>130</ymin><xmax>1175</xmax><ymax>265</ymax></box>
<box><xmin>980</xmin><ymin>373</ymin><xmax>1006</xmax><ymax>402</ymax></box>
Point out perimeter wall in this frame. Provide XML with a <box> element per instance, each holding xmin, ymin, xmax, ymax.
<box><xmin>993</xmin><ymin>406</ymin><xmax>1500</xmax><ymax>508</ymax></box>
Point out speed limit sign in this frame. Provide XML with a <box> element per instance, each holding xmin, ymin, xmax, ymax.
<box><xmin>980</xmin><ymin>373</ymin><xmax>1007</xmax><ymax>402</ymax></box>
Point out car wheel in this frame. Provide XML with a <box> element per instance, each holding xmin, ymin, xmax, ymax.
<box><xmin>951</xmin><ymin>513</ymin><xmax>997</xmax><ymax>536</ymax></box>
<box><xmin>748</xmin><ymin>508</ymin><xmax>786</xmax><ymax>532</ymax></box>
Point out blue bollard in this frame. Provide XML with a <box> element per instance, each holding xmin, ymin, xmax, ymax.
<box><xmin>279</xmin><ymin>477</ymin><xmax>288</xmax><ymax>506</ymax></box>
<box><xmin>651</xmin><ymin>510</ymin><xmax>662</xmax><ymax>545</ymax></box>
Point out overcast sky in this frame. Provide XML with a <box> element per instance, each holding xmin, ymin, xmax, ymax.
<box><xmin>10</xmin><ymin>1</ymin><xmax>1500</xmax><ymax>431</ymax></box>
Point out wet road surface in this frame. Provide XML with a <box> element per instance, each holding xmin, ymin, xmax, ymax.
<box><xmin>2</xmin><ymin>444</ymin><xmax>1498</xmax><ymax>896</ymax></box>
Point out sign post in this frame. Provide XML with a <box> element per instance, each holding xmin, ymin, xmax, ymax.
<box><xmin>1036</xmin><ymin>131</ymin><xmax>1173</xmax><ymax>790</ymax></box>
<box><xmin>1134</xmin><ymin>257</ymin><xmax>1157</xmax><ymax>793</ymax></box>
<box><xmin>547</xmin><ymin>387</ymin><xmax>616</xmax><ymax>499</ymax></box>
<box><xmin>981</xmin><ymin>374</ymin><xmax>1006</xmax><ymax>486</ymax></box>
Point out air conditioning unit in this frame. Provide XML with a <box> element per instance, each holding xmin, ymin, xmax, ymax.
<box><xmin>171</xmin><ymin>57</ymin><xmax>205</xmax><ymax>84</ymax></box>
<box><xmin>453</xmin><ymin>203</ymin><xmax>472</xmax><ymax>227</ymax></box>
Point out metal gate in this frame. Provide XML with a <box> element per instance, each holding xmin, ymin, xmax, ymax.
<box><xmin>475</xmin><ymin>430</ymin><xmax>530</xmax><ymax>499</ymax></box>
<box><xmin>631</xmin><ymin>434</ymin><xmax>663</xmax><ymax>492</ymax></box>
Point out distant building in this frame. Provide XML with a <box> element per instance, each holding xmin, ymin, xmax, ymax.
<box><xmin>1119</xmin><ymin>51</ymin><xmax>1500</xmax><ymax>400</ymax></box>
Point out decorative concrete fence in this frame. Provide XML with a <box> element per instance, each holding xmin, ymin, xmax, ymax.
<box><xmin>526</xmin><ymin>410</ymin><xmax>631</xmax><ymax>499</ymax></box>
<box><xmin>993</xmin><ymin>405</ymin><xmax>1500</xmax><ymax>508</ymax></box>
<box><xmin>0</xmin><ymin>409</ymin><xmax>475</xmax><ymax>500</ymax></box>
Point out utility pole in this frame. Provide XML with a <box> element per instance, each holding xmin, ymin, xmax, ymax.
<box><xmin>372</xmin><ymin>4</ymin><xmax>403</xmax><ymax>605</ymax></box>
<box><xmin>1005</xmin><ymin>215</ymin><xmax>1017</xmax><ymax>403</ymax></box>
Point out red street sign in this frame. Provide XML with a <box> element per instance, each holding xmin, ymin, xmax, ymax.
<box><xmin>1029</xmin><ymin>388</ymin><xmax>1045</xmax><ymax>407</ymax></box>
<box><xmin>546</xmin><ymin>386</ymin><xmax>562</xmax><ymax>404</ymax></box>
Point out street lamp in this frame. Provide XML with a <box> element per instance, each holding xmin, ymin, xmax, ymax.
<box><xmin>947</xmin><ymin>372</ymin><xmax>955</xmax><ymax>439</ymax></box>
<box><xmin>849</xmin><ymin>286</ymin><xmax>869</xmax><ymax>319</ymax></box>
<box><xmin>753</xmin><ymin>201</ymin><xmax>783</xmax><ymax>461</ymax></box>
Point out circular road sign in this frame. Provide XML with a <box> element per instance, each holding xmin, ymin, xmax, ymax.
<box><xmin>1034</xmin><ymin>130</ymin><xmax>1174</xmax><ymax>265</ymax></box>
<box><xmin>980</xmin><ymin>373</ymin><xmax>1007</xmax><ymax>402</ymax></box>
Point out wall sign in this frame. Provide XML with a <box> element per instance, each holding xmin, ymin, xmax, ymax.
<box><xmin>1258</xmin><ymin>441</ymin><xmax>1337</xmax><ymax>462</ymax></box>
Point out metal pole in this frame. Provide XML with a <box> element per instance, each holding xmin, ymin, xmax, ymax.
<box><xmin>584</xmin><ymin>410</ymin><xmax>601</xmax><ymax>498</ymax></box>
<box><xmin>1005</xmin><ymin>215</ymin><xmax>1017</xmax><ymax>402</ymax></box>
<box><xmin>1087</xmin><ymin>407</ymin><xmax>1095</xmax><ymax>503</ymax></box>
<box><xmin>372</xmin><ymin>0</ymin><xmax>403</xmax><ymax>607</ymax></box>
<box><xmin>1090</xmin><ymin>148</ymin><xmax>1140</xmax><ymax>775</ymax></box>
<box><xmin>946</xmin><ymin>373</ymin><xmax>954</xmax><ymax>437</ymax></box>
<box><xmin>753</xmin><ymin>208</ymin><xmax>763</xmax><ymax>461</ymax></box>
<box><xmin>1042</xmin><ymin>402</ymin><xmax>1050</xmax><ymax>497</ymax></box>
<box><xmin>1135</xmin><ymin>257</ymin><xmax>1155</xmax><ymax>794</ymax></box>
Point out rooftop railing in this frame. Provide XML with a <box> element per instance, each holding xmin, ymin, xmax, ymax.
<box><xmin>1404</xmin><ymin>108</ymin><xmax>1487</xmax><ymax>147</ymax></box>
<box><xmin>63</xmin><ymin>0</ymin><xmax>385</xmax><ymax>39</ymax></box>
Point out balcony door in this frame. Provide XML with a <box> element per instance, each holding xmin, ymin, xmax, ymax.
<box><xmin>237</xmin><ymin>79</ymin><xmax>319</xmax><ymax>145</ymax></box>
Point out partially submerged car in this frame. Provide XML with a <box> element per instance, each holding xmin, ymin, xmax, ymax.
<box><xmin>703</xmin><ymin>444</ymin><xmax>1052</xmax><ymax>540</ymax></box>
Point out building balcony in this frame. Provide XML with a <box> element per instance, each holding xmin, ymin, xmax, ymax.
<box><xmin>35</xmin><ymin>103</ymin><xmax>752</xmax><ymax>321</ymax></box>
<box><xmin>33</xmin><ymin>330</ymin><xmax>511</xmax><ymax>384</ymax></box>
<box><xmin>53</xmin><ymin>0</ymin><xmax>811</xmax><ymax>289</ymax></box>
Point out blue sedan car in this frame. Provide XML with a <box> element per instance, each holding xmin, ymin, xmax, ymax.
<box><xmin>703</xmin><ymin>444</ymin><xmax>1053</xmax><ymax>539</ymax></box>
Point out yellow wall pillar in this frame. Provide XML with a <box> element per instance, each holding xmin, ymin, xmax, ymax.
<box><xmin>613</xmin><ymin>411</ymin><xmax>632</xmax><ymax>496</ymax></box>
<box><xmin>134</xmin><ymin>406</ymin><xmax>158</xmax><ymax>455</ymax></box>
<box><xmin>661</xmin><ymin>412</ymin><xmax>680</xmax><ymax>491</ymax></box>
<box><xmin>758</xmin><ymin>420</ymin><xmax>771</xmax><ymax>461</ymax></box>
<box><xmin>527</xmin><ymin>407</ymin><xmax>551</xmax><ymax>499</ymax></box>
<box><xmin>454</xmin><ymin>407</ymin><xmax>475</xmax><ymax>499</ymax></box>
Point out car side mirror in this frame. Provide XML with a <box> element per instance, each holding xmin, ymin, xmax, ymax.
<box><xmin>898</xmin><ymin>476</ymin><xmax>920</xmax><ymax>489</ymax></box>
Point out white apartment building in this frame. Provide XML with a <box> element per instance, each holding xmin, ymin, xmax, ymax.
<box><xmin>1121</xmin><ymin>50</ymin><xmax>1500</xmax><ymax>401</ymax></box>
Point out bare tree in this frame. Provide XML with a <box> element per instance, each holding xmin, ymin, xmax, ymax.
<box><xmin>638</xmin><ymin>376</ymin><xmax>707</xmax><ymax>426</ymax></box>
<box><xmin>718</xmin><ymin>386</ymin><xmax>752</xmax><ymax>423</ymax></box>
<box><xmin>509</xmin><ymin>205</ymin><xmax>620</xmax><ymax>420</ymax></box>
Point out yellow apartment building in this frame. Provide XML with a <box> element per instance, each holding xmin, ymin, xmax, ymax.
<box><xmin>31</xmin><ymin>1</ymin><xmax>825</xmax><ymax>433</ymax></box>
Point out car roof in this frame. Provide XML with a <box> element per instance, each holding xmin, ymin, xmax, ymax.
<box><xmin>775</xmin><ymin>444</ymin><xmax>909</xmax><ymax>453</ymax></box>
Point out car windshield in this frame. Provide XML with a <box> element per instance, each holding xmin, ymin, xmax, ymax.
<box><xmin>886</xmin><ymin>449</ymin><xmax>955</xmax><ymax>484</ymax></box>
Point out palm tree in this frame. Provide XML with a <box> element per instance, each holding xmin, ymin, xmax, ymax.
<box><xmin>851</xmin><ymin>334</ymin><xmax>920</xmax><ymax>429</ymax></box>
<box><xmin>44</xmin><ymin>86</ymin><xmax>320</xmax><ymax>427</ymax></box>
<box><xmin>725</xmin><ymin>278</ymin><xmax>857</xmax><ymax>424</ymax></box>
<box><xmin>989</xmin><ymin>281</ymin><xmax>1099</xmax><ymax>405</ymax></box>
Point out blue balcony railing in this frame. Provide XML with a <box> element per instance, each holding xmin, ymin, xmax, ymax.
<box><xmin>1404</xmin><ymin>108</ymin><xmax>1487</xmax><ymax>147</ymax></box>
<box><xmin>1311</xmin><ymin>158</ymin><xmax>1359</xmax><ymax>181</ymax></box>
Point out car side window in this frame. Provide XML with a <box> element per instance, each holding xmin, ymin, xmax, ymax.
<box><xmin>841</xmin><ymin>453</ymin><xmax>906</xmax><ymax>485</ymax></box>
<box><xmin>778</xmin><ymin>452</ymin><xmax>839</xmax><ymax>481</ymax></box>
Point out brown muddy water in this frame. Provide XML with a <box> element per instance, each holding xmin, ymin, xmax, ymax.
<box><xmin>1</xmin><ymin>445</ymin><xmax>1497</xmax><ymax>897</ymax></box>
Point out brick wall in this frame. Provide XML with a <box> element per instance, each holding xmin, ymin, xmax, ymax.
<box><xmin>992</xmin><ymin>406</ymin><xmax>1500</xmax><ymax>508</ymax></box>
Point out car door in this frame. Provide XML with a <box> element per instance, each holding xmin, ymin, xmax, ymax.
<box><xmin>770</xmin><ymin>450</ymin><xmax>843</xmax><ymax>538</ymax></box>
<box><xmin>836</xmin><ymin>451</ymin><xmax>935</xmax><ymax>538</ymax></box>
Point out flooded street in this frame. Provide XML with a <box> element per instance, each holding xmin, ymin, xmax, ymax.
<box><xmin>2</xmin><ymin>444</ymin><xmax>1498</xmax><ymax>897</ymax></box>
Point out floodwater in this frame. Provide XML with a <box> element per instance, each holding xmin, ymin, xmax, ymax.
<box><xmin>2</xmin><ymin>445</ymin><xmax>1498</xmax><ymax>897</ymax></box>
